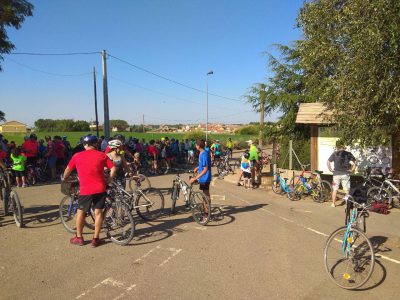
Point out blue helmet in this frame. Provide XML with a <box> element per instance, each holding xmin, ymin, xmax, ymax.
<box><xmin>83</xmin><ymin>134</ymin><xmax>98</xmax><ymax>145</ymax></box>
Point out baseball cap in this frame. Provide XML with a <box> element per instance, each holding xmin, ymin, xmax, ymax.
<box><xmin>246</xmin><ymin>140</ymin><xmax>253</xmax><ymax>144</ymax></box>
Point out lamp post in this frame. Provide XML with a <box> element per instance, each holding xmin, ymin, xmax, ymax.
<box><xmin>206</xmin><ymin>70</ymin><xmax>213</xmax><ymax>142</ymax></box>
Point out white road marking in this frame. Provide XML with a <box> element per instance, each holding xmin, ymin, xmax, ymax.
<box><xmin>223</xmin><ymin>188</ymin><xmax>400</xmax><ymax>266</ymax></box>
<box><xmin>211</xmin><ymin>177</ymin><xmax>217</xmax><ymax>187</ymax></box>
<box><xmin>194</xmin><ymin>226</ymin><xmax>207</xmax><ymax>231</ymax></box>
<box><xmin>211</xmin><ymin>194</ymin><xmax>226</xmax><ymax>201</ymax></box>
<box><xmin>159</xmin><ymin>248</ymin><xmax>182</xmax><ymax>267</ymax></box>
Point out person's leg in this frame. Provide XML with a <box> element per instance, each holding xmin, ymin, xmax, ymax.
<box><xmin>331</xmin><ymin>175</ymin><xmax>340</xmax><ymax>207</ymax></box>
<box><xmin>21</xmin><ymin>175</ymin><xmax>26</xmax><ymax>186</ymax></box>
<box><xmin>75</xmin><ymin>209</ymin><xmax>85</xmax><ymax>238</ymax></box>
<box><xmin>93</xmin><ymin>208</ymin><xmax>103</xmax><ymax>239</ymax></box>
<box><xmin>237</xmin><ymin>170</ymin><xmax>243</xmax><ymax>186</ymax></box>
<box><xmin>15</xmin><ymin>175</ymin><xmax>21</xmax><ymax>187</ymax></box>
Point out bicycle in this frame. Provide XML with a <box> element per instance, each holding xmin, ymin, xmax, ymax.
<box><xmin>59</xmin><ymin>179</ymin><xmax>136</xmax><ymax>246</ymax></box>
<box><xmin>0</xmin><ymin>167</ymin><xmax>24</xmax><ymax>227</ymax></box>
<box><xmin>271</xmin><ymin>171</ymin><xmax>298</xmax><ymax>201</ymax></box>
<box><xmin>324</xmin><ymin>195</ymin><xmax>374</xmax><ymax>289</ymax></box>
<box><xmin>170</xmin><ymin>172</ymin><xmax>211</xmax><ymax>226</ymax></box>
<box><xmin>216</xmin><ymin>154</ymin><xmax>234</xmax><ymax>178</ymax></box>
<box><xmin>290</xmin><ymin>165</ymin><xmax>332</xmax><ymax>203</ymax></box>
<box><xmin>127</xmin><ymin>173</ymin><xmax>151</xmax><ymax>192</ymax></box>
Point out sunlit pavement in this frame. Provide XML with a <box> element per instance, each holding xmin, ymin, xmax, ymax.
<box><xmin>1</xmin><ymin>172</ymin><xmax>400</xmax><ymax>299</ymax></box>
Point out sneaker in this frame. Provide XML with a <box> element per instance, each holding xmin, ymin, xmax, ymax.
<box><xmin>331</xmin><ymin>203</ymin><xmax>335</xmax><ymax>208</ymax></box>
<box><xmin>22</xmin><ymin>184</ymin><xmax>28</xmax><ymax>188</ymax></box>
<box><xmin>70</xmin><ymin>236</ymin><xmax>84</xmax><ymax>246</ymax></box>
<box><xmin>237</xmin><ymin>182</ymin><xmax>242</xmax><ymax>186</ymax></box>
<box><xmin>91</xmin><ymin>238</ymin><xmax>101</xmax><ymax>248</ymax></box>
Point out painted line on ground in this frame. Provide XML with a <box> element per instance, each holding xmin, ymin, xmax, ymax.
<box><xmin>159</xmin><ymin>248</ymin><xmax>183</xmax><ymax>267</ymax></box>
<box><xmin>223</xmin><ymin>187</ymin><xmax>400</xmax><ymax>266</ymax></box>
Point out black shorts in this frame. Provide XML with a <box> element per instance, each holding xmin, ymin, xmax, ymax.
<box><xmin>199</xmin><ymin>182</ymin><xmax>210</xmax><ymax>191</ymax></box>
<box><xmin>251</xmin><ymin>159</ymin><xmax>257</xmax><ymax>166</ymax></box>
<box><xmin>243</xmin><ymin>172</ymin><xmax>251</xmax><ymax>179</ymax></box>
<box><xmin>14</xmin><ymin>170</ymin><xmax>25</xmax><ymax>177</ymax></box>
<box><xmin>26</xmin><ymin>156</ymin><xmax>37</xmax><ymax>166</ymax></box>
<box><xmin>78</xmin><ymin>192</ymin><xmax>107</xmax><ymax>213</ymax></box>
<box><xmin>214</xmin><ymin>154</ymin><xmax>220</xmax><ymax>159</ymax></box>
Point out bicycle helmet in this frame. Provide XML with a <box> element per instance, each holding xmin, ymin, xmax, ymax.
<box><xmin>82</xmin><ymin>134</ymin><xmax>98</xmax><ymax>145</ymax></box>
<box><xmin>243</xmin><ymin>152</ymin><xmax>250</xmax><ymax>159</ymax></box>
<box><xmin>114</xmin><ymin>134</ymin><xmax>125</xmax><ymax>142</ymax></box>
<box><xmin>108</xmin><ymin>139</ymin><xmax>122</xmax><ymax>149</ymax></box>
<box><xmin>30</xmin><ymin>133</ymin><xmax>37</xmax><ymax>139</ymax></box>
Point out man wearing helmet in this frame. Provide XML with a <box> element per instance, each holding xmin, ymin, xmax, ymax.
<box><xmin>63</xmin><ymin>135</ymin><xmax>117</xmax><ymax>247</ymax></box>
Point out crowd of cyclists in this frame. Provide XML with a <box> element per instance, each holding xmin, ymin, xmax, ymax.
<box><xmin>0</xmin><ymin>133</ymin><xmax>241</xmax><ymax>189</ymax></box>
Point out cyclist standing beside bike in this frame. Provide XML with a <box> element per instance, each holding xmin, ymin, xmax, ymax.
<box><xmin>190</xmin><ymin>139</ymin><xmax>211</xmax><ymax>216</ymax></box>
<box><xmin>327</xmin><ymin>140</ymin><xmax>356</xmax><ymax>207</ymax></box>
<box><xmin>63</xmin><ymin>135</ymin><xmax>117</xmax><ymax>247</ymax></box>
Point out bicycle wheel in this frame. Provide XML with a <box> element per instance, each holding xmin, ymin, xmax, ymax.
<box><xmin>135</xmin><ymin>188</ymin><xmax>164</xmax><ymax>221</ymax></box>
<box><xmin>287</xmin><ymin>184</ymin><xmax>302</xmax><ymax>201</ymax></box>
<box><xmin>171</xmin><ymin>184</ymin><xmax>178</xmax><ymax>214</ymax></box>
<box><xmin>128</xmin><ymin>174</ymin><xmax>151</xmax><ymax>192</ymax></box>
<box><xmin>9</xmin><ymin>191</ymin><xmax>23</xmax><ymax>228</ymax></box>
<box><xmin>367</xmin><ymin>186</ymin><xmax>392</xmax><ymax>206</ymax></box>
<box><xmin>311</xmin><ymin>187</ymin><xmax>324</xmax><ymax>203</ymax></box>
<box><xmin>59</xmin><ymin>195</ymin><xmax>79</xmax><ymax>233</ymax></box>
<box><xmin>190</xmin><ymin>191</ymin><xmax>211</xmax><ymax>226</ymax></box>
<box><xmin>104</xmin><ymin>202</ymin><xmax>135</xmax><ymax>246</ymax></box>
<box><xmin>324</xmin><ymin>226</ymin><xmax>375</xmax><ymax>289</ymax></box>
<box><xmin>272</xmin><ymin>180</ymin><xmax>282</xmax><ymax>194</ymax></box>
<box><xmin>320</xmin><ymin>180</ymin><xmax>332</xmax><ymax>202</ymax></box>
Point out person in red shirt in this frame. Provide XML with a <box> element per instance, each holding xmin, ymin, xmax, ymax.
<box><xmin>22</xmin><ymin>134</ymin><xmax>39</xmax><ymax>165</ymax></box>
<box><xmin>54</xmin><ymin>136</ymin><xmax>66</xmax><ymax>172</ymax></box>
<box><xmin>62</xmin><ymin>135</ymin><xmax>116</xmax><ymax>247</ymax></box>
<box><xmin>147</xmin><ymin>140</ymin><xmax>159</xmax><ymax>174</ymax></box>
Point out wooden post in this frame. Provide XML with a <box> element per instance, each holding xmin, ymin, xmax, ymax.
<box><xmin>392</xmin><ymin>132</ymin><xmax>400</xmax><ymax>173</ymax></box>
<box><xmin>310</xmin><ymin>125</ymin><xmax>318</xmax><ymax>171</ymax></box>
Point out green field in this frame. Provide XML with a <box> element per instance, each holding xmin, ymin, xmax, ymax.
<box><xmin>2</xmin><ymin>131</ymin><xmax>255</xmax><ymax>147</ymax></box>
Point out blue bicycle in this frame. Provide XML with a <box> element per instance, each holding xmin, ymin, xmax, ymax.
<box><xmin>324</xmin><ymin>195</ymin><xmax>375</xmax><ymax>289</ymax></box>
<box><xmin>271</xmin><ymin>171</ymin><xmax>299</xmax><ymax>200</ymax></box>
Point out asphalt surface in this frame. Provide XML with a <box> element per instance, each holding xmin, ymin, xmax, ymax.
<box><xmin>1</xmin><ymin>171</ymin><xmax>400</xmax><ymax>300</ymax></box>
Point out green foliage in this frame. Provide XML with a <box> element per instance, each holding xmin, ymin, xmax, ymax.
<box><xmin>297</xmin><ymin>0</ymin><xmax>400</xmax><ymax>146</ymax></box>
<box><xmin>277</xmin><ymin>137</ymin><xmax>311</xmax><ymax>169</ymax></box>
<box><xmin>237</xmin><ymin>125</ymin><xmax>259</xmax><ymax>135</ymax></box>
<box><xmin>0</xmin><ymin>110</ymin><xmax>5</xmax><ymax>122</ymax></box>
<box><xmin>0</xmin><ymin>0</ymin><xmax>34</xmax><ymax>71</ymax></box>
<box><xmin>34</xmin><ymin>119</ymin><xmax>89</xmax><ymax>131</ymax></box>
<box><xmin>109</xmin><ymin>119</ymin><xmax>129</xmax><ymax>131</ymax></box>
<box><xmin>183</xmin><ymin>130</ymin><xmax>206</xmax><ymax>141</ymax></box>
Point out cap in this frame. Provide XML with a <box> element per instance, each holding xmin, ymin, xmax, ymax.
<box><xmin>246</xmin><ymin>140</ymin><xmax>253</xmax><ymax>144</ymax></box>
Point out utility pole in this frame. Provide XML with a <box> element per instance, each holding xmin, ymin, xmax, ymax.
<box><xmin>93</xmin><ymin>67</ymin><xmax>99</xmax><ymax>137</ymax></box>
<box><xmin>142</xmin><ymin>114</ymin><xmax>145</xmax><ymax>134</ymax></box>
<box><xmin>102</xmin><ymin>50</ymin><xmax>110</xmax><ymax>138</ymax></box>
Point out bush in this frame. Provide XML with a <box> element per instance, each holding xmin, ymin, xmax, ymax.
<box><xmin>237</xmin><ymin>125</ymin><xmax>258</xmax><ymax>135</ymax></box>
<box><xmin>183</xmin><ymin>130</ymin><xmax>206</xmax><ymax>141</ymax></box>
<box><xmin>277</xmin><ymin>137</ymin><xmax>310</xmax><ymax>169</ymax></box>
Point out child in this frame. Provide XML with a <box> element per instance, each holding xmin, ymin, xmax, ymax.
<box><xmin>11</xmin><ymin>147</ymin><xmax>27</xmax><ymax>187</ymax></box>
<box><xmin>132</xmin><ymin>152</ymin><xmax>141</xmax><ymax>174</ymax></box>
<box><xmin>241</xmin><ymin>152</ymin><xmax>252</xmax><ymax>189</ymax></box>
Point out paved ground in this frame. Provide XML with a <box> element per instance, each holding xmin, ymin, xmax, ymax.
<box><xmin>1</xmin><ymin>170</ymin><xmax>400</xmax><ymax>299</ymax></box>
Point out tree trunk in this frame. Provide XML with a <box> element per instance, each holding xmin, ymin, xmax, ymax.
<box><xmin>259</xmin><ymin>100</ymin><xmax>265</xmax><ymax>149</ymax></box>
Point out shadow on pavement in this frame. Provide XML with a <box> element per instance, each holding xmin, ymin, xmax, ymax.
<box><xmin>22</xmin><ymin>205</ymin><xmax>60</xmax><ymax>228</ymax></box>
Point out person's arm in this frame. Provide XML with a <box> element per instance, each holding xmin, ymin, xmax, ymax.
<box><xmin>121</xmin><ymin>155</ymin><xmax>133</xmax><ymax>176</ymax></box>
<box><xmin>108</xmin><ymin>166</ymin><xmax>117</xmax><ymax>184</ymax></box>
<box><xmin>190</xmin><ymin>166</ymin><xmax>208</xmax><ymax>183</ymax></box>
<box><xmin>0</xmin><ymin>158</ymin><xmax>6</xmax><ymax>170</ymax></box>
<box><xmin>327</xmin><ymin>153</ymin><xmax>334</xmax><ymax>172</ymax></box>
<box><xmin>63</xmin><ymin>166</ymin><xmax>73</xmax><ymax>180</ymax></box>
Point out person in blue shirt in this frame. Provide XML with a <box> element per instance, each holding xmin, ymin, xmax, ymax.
<box><xmin>190</xmin><ymin>139</ymin><xmax>211</xmax><ymax>203</ymax></box>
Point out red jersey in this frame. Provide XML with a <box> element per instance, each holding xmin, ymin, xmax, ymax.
<box><xmin>54</xmin><ymin>141</ymin><xmax>65</xmax><ymax>159</ymax></box>
<box><xmin>67</xmin><ymin>149</ymin><xmax>114</xmax><ymax>195</ymax></box>
<box><xmin>0</xmin><ymin>150</ymin><xmax>7</xmax><ymax>160</ymax></box>
<box><xmin>22</xmin><ymin>140</ymin><xmax>39</xmax><ymax>157</ymax></box>
<box><xmin>147</xmin><ymin>145</ymin><xmax>158</xmax><ymax>158</ymax></box>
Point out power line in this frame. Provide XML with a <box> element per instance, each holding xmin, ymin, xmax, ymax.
<box><xmin>107</xmin><ymin>53</ymin><xmax>244</xmax><ymax>103</ymax></box>
<box><xmin>9</xmin><ymin>51</ymin><xmax>101</xmax><ymax>56</ymax></box>
<box><xmin>5</xmin><ymin>57</ymin><xmax>92</xmax><ymax>77</ymax></box>
<box><xmin>108</xmin><ymin>75</ymin><xmax>240</xmax><ymax>111</ymax></box>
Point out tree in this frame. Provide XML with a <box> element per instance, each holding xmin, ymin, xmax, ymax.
<box><xmin>109</xmin><ymin>119</ymin><xmax>129</xmax><ymax>131</ymax></box>
<box><xmin>297</xmin><ymin>0</ymin><xmax>400</xmax><ymax>145</ymax></box>
<box><xmin>243</xmin><ymin>83</ymin><xmax>273</xmax><ymax>148</ymax></box>
<box><xmin>0</xmin><ymin>0</ymin><xmax>34</xmax><ymax>71</ymax></box>
<box><xmin>0</xmin><ymin>110</ymin><xmax>5</xmax><ymax>122</ymax></box>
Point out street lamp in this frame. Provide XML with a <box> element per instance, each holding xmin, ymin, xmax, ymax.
<box><xmin>206</xmin><ymin>70</ymin><xmax>213</xmax><ymax>142</ymax></box>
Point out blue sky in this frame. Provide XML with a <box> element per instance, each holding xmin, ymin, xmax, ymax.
<box><xmin>0</xmin><ymin>0</ymin><xmax>303</xmax><ymax>126</ymax></box>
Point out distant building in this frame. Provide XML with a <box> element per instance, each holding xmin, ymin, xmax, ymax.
<box><xmin>0</xmin><ymin>120</ymin><xmax>27</xmax><ymax>133</ymax></box>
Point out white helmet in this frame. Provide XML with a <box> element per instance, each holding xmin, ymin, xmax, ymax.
<box><xmin>108</xmin><ymin>140</ymin><xmax>122</xmax><ymax>149</ymax></box>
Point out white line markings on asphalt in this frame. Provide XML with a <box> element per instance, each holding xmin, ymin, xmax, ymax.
<box><xmin>195</xmin><ymin>226</ymin><xmax>207</xmax><ymax>231</ymax></box>
<box><xmin>211</xmin><ymin>194</ymin><xmax>226</xmax><ymax>201</ymax></box>
<box><xmin>76</xmin><ymin>277</ymin><xmax>136</xmax><ymax>299</ymax></box>
<box><xmin>226</xmin><ymin>190</ymin><xmax>400</xmax><ymax>266</ymax></box>
<box><xmin>211</xmin><ymin>178</ymin><xmax>217</xmax><ymax>187</ymax></box>
<box><xmin>159</xmin><ymin>248</ymin><xmax>183</xmax><ymax>267</ymax></box>
<box><xmin>134</xmin><ymin>245</ymin><xmax>161</xmax><ymax>263</ymax></box>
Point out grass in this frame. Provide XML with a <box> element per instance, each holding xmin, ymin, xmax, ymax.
<box><xmin>2</xmin><ymin>131</ymin><xmax>255</xmax><ymax>147</ymax></box>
